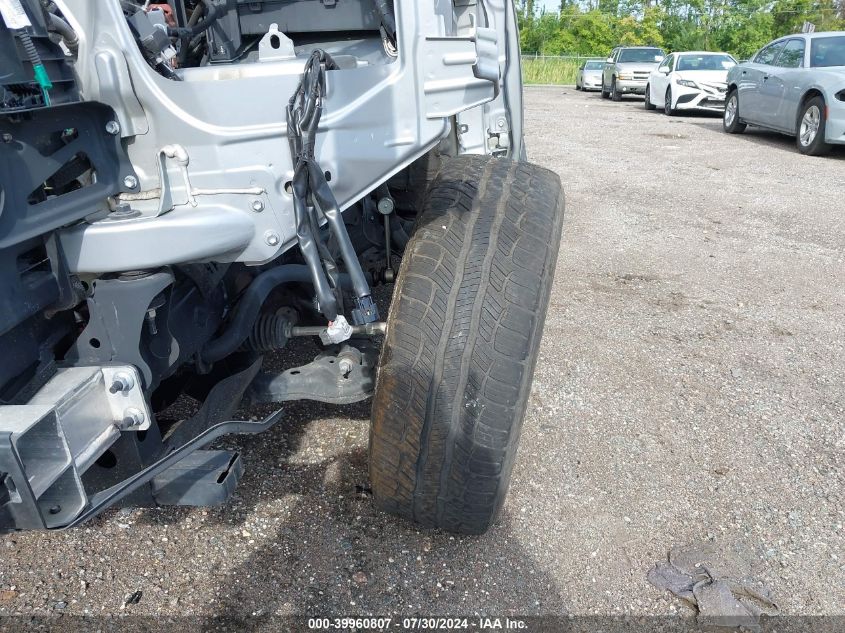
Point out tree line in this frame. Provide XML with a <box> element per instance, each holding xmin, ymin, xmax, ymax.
<box><xmin>518</xmin><ymin>0</ymin><xmax>845</xmax><ymax>60</ymax></box>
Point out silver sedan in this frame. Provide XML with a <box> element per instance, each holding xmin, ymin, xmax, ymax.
<box><xmin>723</xmin><ymin>31</ymin><xmax>845</xmax><ymax>155</ymax></box>
<box><xmin>575</xmin><ymin>60</ymin><xmax>604</xmax><ymax>92</ymax></box>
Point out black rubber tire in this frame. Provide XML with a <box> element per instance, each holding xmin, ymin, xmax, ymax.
<box><xmin>664</xmin><ymin>88</ymin><xmax>676</xmax><ymax>116</ymax></box>
<box><xmin>369</xmin><ymin>156</ymin><xmax>564</xmax><ymax>535</ymax></box>
<box><xmin>796</xmin><ymin>96</ymin><xmax>832</xmax><ymax>156</ymax></box>
<box><xmin>601</xmin><ymin>79</ymin><xmax>609</xmax><ymax>99</ymax></box>
<box><xmin>644</xmin><ymin>84</ymin><xmax>656</xmax><ymax>110</ymax></box>
<box><xmin>723</xmin><ymin>89</ymin><xmax>746</xmax><ymax>134</ymax></box>
<box><xmin>611</xmin><ymin>77</ymin><xmax>622</xmax><ymax>101</ymax></box>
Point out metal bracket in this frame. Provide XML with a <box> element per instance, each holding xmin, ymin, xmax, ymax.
<box><xmin>258</xmin><ymin>23</ymin><xmax>297</xmax><ymax>62</ymax></box>
<box><xmin>55</xmin><ymin>409</ymin><xmax>284</xmax><ymax>530</ymax></box>
<box><xmin>245</xmin><ymin>343</ymin><xmax>378</xmax><ymax>406</ymax></box>
<box><xmin>68</xmin><ymin>271</ymin><xmax>175</xmax><ymax>388</ymax></box>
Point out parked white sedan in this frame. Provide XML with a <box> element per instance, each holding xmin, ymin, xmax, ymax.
<box><xmin>646</xmin><ymin>52</ymin><xmax>737</xmax><ymax>115</ymax></box>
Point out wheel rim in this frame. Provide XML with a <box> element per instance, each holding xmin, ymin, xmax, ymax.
<box><xmin>725</xmin><ymin>95</ymin><xmax>737</xmax><ymax>126</ymax></box>
<box><xmin>799</xmin><ymin>105</ymin><xmax>821</xmax><ymax>146</ymax></box>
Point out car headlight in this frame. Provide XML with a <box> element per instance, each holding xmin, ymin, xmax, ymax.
<box><xmin>676</xmin><ymin>79</ymin><xmax>698</xmax><ymax>89</ymax></box>
<box><xmin>617</xmin><ymin>73</ymin><xmax>633</xmax><ymax>81</ymax></box>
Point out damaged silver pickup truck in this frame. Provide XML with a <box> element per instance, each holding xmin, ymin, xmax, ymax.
<box><xmin>0</xmin><ymin>0</ymin><xmax>563</xmax><ymax>535</ymax></box>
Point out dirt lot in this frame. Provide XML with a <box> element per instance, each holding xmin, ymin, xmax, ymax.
<box><xmin>1</xmin><ymin>87</ymin><xmax>843</xmax><ymax>624</ymax></box>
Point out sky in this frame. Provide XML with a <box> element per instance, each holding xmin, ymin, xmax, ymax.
<box><xmin>537</xmin><ymin>0</ymin><xmax>560</xmax><ymax>11</ymax></box>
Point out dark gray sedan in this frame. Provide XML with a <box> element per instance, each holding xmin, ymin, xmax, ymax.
<box><xmin>723</xmin><ymin>31</ymin><xmax>845</xmax><ymax>155</ymax></box>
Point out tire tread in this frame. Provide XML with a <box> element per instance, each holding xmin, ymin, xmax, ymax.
<box><xmin>369</xmin><ymin>156</ymin><xmax>564</xmax><ymax>535</ymax></box>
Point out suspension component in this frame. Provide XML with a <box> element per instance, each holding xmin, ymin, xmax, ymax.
<box><xmin>241</xmin><ymin>313</ymin><xmax>290</xmax><ymax>352</ymax></box>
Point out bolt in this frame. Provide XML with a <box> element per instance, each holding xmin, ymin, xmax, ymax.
<box><xmin>339</xmin><ymin>358</ymin><xmax>354</xmax><ymax>378</ymax></box>
<box><xmin>377</xmin><ymin>197</ymin><xmax>395</xmax><ymax>215</ymax></box>
<box><xmin>251</xmin><ymin>200</ymin><xmax>265</xmax><ymax>212</ymax></box>
<box><xmin>123</xmin><ymin>175</ymin><xmax>138</xmax><ymax>189</ymax></box>
<box><xmin>108</xmin><ymin>371</ymin><xmax>135</xmax><ymax>394</ymax></box>
<box><xmin>122</xmin><ymin>407</ymin><xmax>145</xmax><ymax>428</ymax></box>
<box><xmin>145</xmin><ymin>308</ymin><xmax>158</xmax><ymax>335</ymax></box>
<box><xmin>497</xmin><ymin>117</ymin><xmax>507</xmax><ymax>129</ymax></box>
<box><xmin>265</xmin><ymin>231</ymin><xmax>280</xmax><ymax>247</ymax></box>
<box><xmin>105</xmin><ymin>120</ymin><xmax>121</xmax><ymax>135</ymax></box>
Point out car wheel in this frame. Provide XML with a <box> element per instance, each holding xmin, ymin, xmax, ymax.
<box><xmin>369</xmin><ymin>156</ymin><xmax>565</xmax><ymax>535</ymax></box>
<box><xmin>611</xmin><ymin>78</ymin><xmax>621</xmax><ymax>102</ymax></box>
<box><xmin>601</xmin><ymin>79</ymin><xmax>609</xmax><ymax>99</ymax></box>
<box><xmin>723</xmin><ymin>89</ymin><xmax>746</xmax><ymax>134</ymax></box>
<box><xmin>644</xmin><ymin>84</ymin><xmax>656</xmax><ymax>110</ymax></box>
<box><xmin>796</xmin><ymin>96</ymin><xmax>831</xmax><ymax>156</ymax></box>
<box><xmin>664</xmin><ymin>88</ymin><xmax>676</xmax><ymax>116</ymax></box>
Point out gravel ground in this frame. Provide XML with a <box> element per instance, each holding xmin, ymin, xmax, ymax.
<box><xmin>1</xmin><ymin>87</ymin><xmax>843</xmax><ymax>625</ymax></box>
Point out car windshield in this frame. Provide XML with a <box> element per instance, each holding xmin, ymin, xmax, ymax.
<box><xmin>676</xmin><ymin>54</ymin><xmax>735</xmax><ymax>71</ymax></box>
<box><xmin>584</xmin><ymin>61</ymin><xmax>604</xmax><ymax>70</ymax></box>
<box><xmin>810</xmin><ymin>35</ymin><xmax>845</xmax><ymax>67</ymax></box>
<box><xmin>618</xmin><ymin>48</ymin><xmax>664</xmax><ymax>63</ymax></box>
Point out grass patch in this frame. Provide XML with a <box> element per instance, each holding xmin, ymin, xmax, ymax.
<box><xmin>521</xmin><ymin>57</ymin><xmax>587</xmax><ymax>85</ymax></box>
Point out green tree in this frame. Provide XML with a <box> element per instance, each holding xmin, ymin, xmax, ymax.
<box><xmin>517</xmin><ymin>0</ymin><xmax>845</xmax><ymax>59</ymax></box>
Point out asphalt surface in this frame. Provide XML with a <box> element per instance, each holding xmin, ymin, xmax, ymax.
<box><xmin>1</xmin><ymin>87</ymin><xmax>843</xmax><ymax>624</ymax></box>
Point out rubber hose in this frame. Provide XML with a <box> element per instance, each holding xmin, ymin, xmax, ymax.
<box><xmin>46</xmin><ymin>14</ymin><xmax>78</xmax><ymax>54</ymax></box>
<box><xmin>291</xmin><ymin>166</ymin><xmax>340</xmax><ymax>322</ymax></box>
<box><xmin>167</xmin><ymin>2</ymin><xmax>223</xmax><ymax>38</ymax></box>
<box><xmin>373</xmin><ymin>0</ymin><xmax>397</xmax><ymax>40</ymax></box>
<box><xmin>307</xmin><ymin>160</ymin><xmax>371</xmax><ymax>301</ymax></box>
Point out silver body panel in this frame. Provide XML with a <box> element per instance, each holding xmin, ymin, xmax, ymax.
<box><xmin>53</xmin><ymin>0</ymin><xmax>523</xmax><ymax>273</ymax></box>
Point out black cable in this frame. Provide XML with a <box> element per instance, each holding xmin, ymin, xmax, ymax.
<box><xmin>167</xmin><ymin>1</ymin><xmax>223</xmax><ymax>38</ymax></box>
<box><xmin>46</xmin><ymin>13</ymin><xmax>78</xmax><ymax>55</ymax></box>
<box><xmin>291</xmin><ymin>169</ymin><xmax>340</xmax><ymax>321</ymax></box>
<box><xmin>373</xmin><ymin>0</ymin><xmax>397</xmax><ymax>43</ymax></box>
<box><xmin>286</xmin><ymin>50</ymin><xmax>379</xmax><ymax>325</ymax></box>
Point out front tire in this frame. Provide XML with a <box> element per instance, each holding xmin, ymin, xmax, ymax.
<box><xmin>796</xmin><ymin>96</ymin><xmax>831</xmax><ymax>156</ymax></box>
<box><xmin>664</xmin><ymin>88</ymin><xmax>677</xmax><ymax>116</ymax></box>
<box><xmin>723</xmin><ymin>89</ymin><xmax>746</xmax><ymax>134</ymax></box>
<box><xmin>611</xmin><ymin>78</ymin><xmax>622</xmax><ymax>102</ymax></box>
<box><xmin>601</xmin><ymin>79</ymin><xmax>609</xmax><ymax>99</ymax></box>
<box><xmin>645</xmin><ymin>84</ymin><xmax>656</xmax><ymax>110</ymax></box>
<box><xmin>370</xmin><ymin>156</ymin><xmax>565</xmax><ymax>535</ymax></box>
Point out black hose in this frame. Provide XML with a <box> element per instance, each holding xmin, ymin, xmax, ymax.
<box><xmin>201</xmin><ymin>265</ymin><xmax>352</xmax><ymax>365</ymax></box>
<box><xmin>177</xmin><ymin>0</ymin><xmax>206</xmax><ymax>65</ymax></box>
<box><xmin>373</xmin><ymin>0</ymin><xmax>397</xmax><ymax>42</ymax></box>
<box><xmin>291</xmin><ymin>170</ymin><xmax>340</xmax><ymax>322</ymax></box>
<box><xmin>167</xmin><ymin>2</ymin><xmax>223</xmax><ymax>38</ymax></box>
<box><xmin>307</xmin><ymin>160</ymin><xmax>370</xmax><ymax>300</ymax></box>
<box><xmin>46</xmin><ymin>13</ymin><xmax>78</xmax><ymax>55</ymax></box>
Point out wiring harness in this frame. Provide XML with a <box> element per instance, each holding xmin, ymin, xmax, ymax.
<box><xmin>286</xmin><ymin>50</ymin><xmax>379</xmax><ymax>327</ymax></box>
